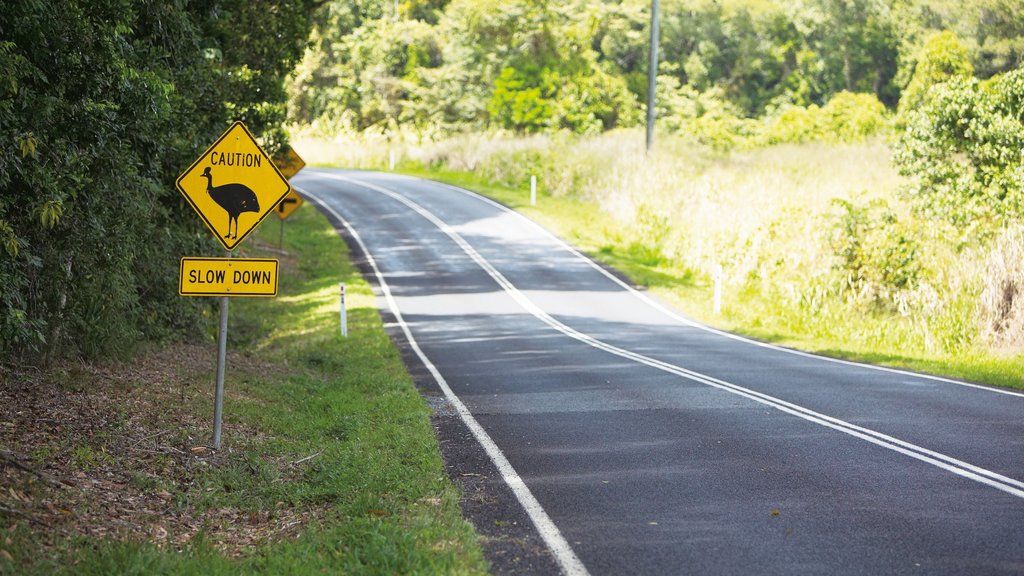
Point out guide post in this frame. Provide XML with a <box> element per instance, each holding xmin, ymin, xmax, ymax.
<box><xmin>340</xmin><ymin>282</ymin><xmax>348</xmax><ymax>337</ymax></box>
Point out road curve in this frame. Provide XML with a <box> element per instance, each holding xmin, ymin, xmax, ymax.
<box><xmin>293</xmin><ymin>168</ymin><xmax>1024</xmax><ymax>576</ymax></box>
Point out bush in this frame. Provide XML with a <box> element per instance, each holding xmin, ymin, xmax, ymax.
<box><xmin>821</xmin><ymin>92</ymin><xmax>892</xmax><ymax>142</ymax></box>
<box><xmin>488</xmin><ymin>66</ymin><xmax>558</xmax><ymax>133</ymax></box>
<box><xmin>829</xmin><ymin>198</ymin><xmax>922</xmax><ymax>307</ymax></box>
<box><xmin>897</xmin><ymin>31</ymin><xmax>974</xmax><ymax>120</ymax></box>
<box><xmin>658</xmin><ymin>84</ymin><xmax>760</xmax><ymax>150</ymax></box>
<box><xmin>0</xmin><ymin>1</ymin><xmax>316</xmax><ymax>362</ymax></box>
<box><xmin>761</xmin><ymin>105</ymin><xmax>824</xmax><ymax>145</ymax></box>
<box><xmin>761</xmin><ymin>92</ymin><xmax>891</xmax><ymax>146</ymax></box>
<box><xmin>894</xmin><ymin>68</ymin><xmax>1024</xmax><ymax>235</ymax></box>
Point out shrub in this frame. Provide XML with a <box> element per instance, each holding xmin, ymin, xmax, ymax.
<box><xmin>894</xmin><ymin>68</ymin><xmax>1024</xmax><ymax>235</ymax></box>
<box><xmin>761</xmin><ymin>105</ymin><xmax>823</xmax><ymax>145</ymax></box>
<box><xmin>761</xmin><ymin>92</ymin><xmax>891</xmax><ymax>146</ymax></box>
<box><xmin>659</xmin><ymin>84</ymin><xmax>759</xmax><ymax>150</ymax></box>
<box><xmin>829</xmin><ymin>198</ymin><xmax>922</xmax><ymax>307</ymax></box>
<box><xmin>488</xmin><ymin>66</ymin><xmax>557</xmax><ymax>133</ymax></box>
<box><xmin>897</xmin><ymin>31</ymin><xmax>974</xmax><ymax>120</ymax></box>
<box><xmin>821</xmin><ymin>92</ymin><xmax>892</xmax><ymax>142</ymax></box>
<box><xmin>0</xmin><ymin>1</ymin><xmax>315</xmax><ymax>361</ymax></box>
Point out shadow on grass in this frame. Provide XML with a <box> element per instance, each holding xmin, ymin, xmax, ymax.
<box><xmin>590</xmin><ymin>246</ymin><xmax>697</xmax><ymax>291</ymax></box>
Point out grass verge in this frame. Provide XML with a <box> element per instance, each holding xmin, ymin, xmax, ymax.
<box><xmin>0</xmin><ymin>202</ymin><xmax>488</xmax><ymax>574</ymax></box>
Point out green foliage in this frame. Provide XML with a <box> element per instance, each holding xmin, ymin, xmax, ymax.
<box><xmin>891</xmin><ymin>0</ymin><xmax>1023</xmax><ymax>82</ymax></box>
<box><xmin>895</xmin><ymin>68</ymin><xmax>1024</xmax><ymax>235</ymax></box>
<box><xmin>656</xmin><ymin>83</ymin><xmax>890</xmax><ymax>149</ymax></box>
<box><xmin>0</xmin><ymin>1</ymin><xmax>316</xmax><ymax>361</ymax></box>
<box><xmin>655</xmin><ymin>80</ymin><xmax>756</xmax><ymax>149</ymax></box>
<box><xmin>762</xmin><ymin>91</ymin><xmax>891</xmax><ymax>145</ymax></box>
<box><xmin>290</xmin><ymin>0</ymin><xmax>1024</xmax><ymax>139</ymax></box>
<box><xmin>488</xmin><ymin>66</ymin><xmax>558</xmax><ymax>132</ymax></box>
<box><xmin>897</xmin><ymin>30</ymin><xmax>974</xmax><ymax>118</ymax></box>
<box><xmin>829</xmin><ymin>199</ymin><xmax>922</xmax><ymax>304</ymax></box>
<box><xmin>820</xmin><ymin>91</ymin><xmax>892</xmax><ymax>140</ymax></box>
<box><xmin>633</xmin><ymin>0</ymin><xmax>898</xmax><ymax>112</ymax></box>
<box><xmin>292</xmin><ymin>0</ymin><xmax>640</xmax><ymax>137</ymax></box>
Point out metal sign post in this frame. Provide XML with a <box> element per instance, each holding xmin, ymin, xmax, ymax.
<box><xmin>273</xmin><ymin>189</ymin><xmax>306</xmax><ymax>251</ymax></box>
<box><xmin>213</xmin><ymin>290</ymin><xmax>229</xmax><ymax>450</ymax></box>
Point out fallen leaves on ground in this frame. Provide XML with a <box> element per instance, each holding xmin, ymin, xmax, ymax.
<box><xmin>0</xmin><ymin>343</ymin><xmax>321</xmax><ymax>560</ymax></box>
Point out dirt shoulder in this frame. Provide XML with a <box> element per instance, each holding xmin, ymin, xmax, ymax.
<box><xmin>0</xmin><ymin>343</ymin><xmax>318</xmax><ymax>565</ymax></box>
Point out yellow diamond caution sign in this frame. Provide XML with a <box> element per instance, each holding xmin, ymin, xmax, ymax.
<box><xmin>176</xmin><ymin>122</ymin><xmax>291</xmax><ymax>251</ymax></box>
<box><xmin>274</xmin><ymin>189</ymin><xmax>304</xmax><ymax>220</ymax></box>
<box><xmin>179</xmin><ymin>257</ymin><xmax>279</xmax><ymax>297</ymax></box>
<box><xmin>273</xmin><ymin>145</ymin><xmax>306</xmax><ymax>180</ymax></box>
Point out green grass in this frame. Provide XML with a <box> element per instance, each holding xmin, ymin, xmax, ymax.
<box><xmin>1</xmin><ymin>203</ymin><xmax>488</xmax><ymax>575</ymax></box>
<box><xmin>215</xmin><ymin>206</ymin><xmax>487</xmax><ymax>573</ymax></box>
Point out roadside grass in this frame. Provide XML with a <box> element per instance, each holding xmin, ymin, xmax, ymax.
<box><xmin>218</xmin><ymin>204</ymin><xmax>487</xmax><ymax>574</ymax></box>
<box><xmin>0</xmin><ymin>201</ymin><xmax>487</xmax><ymax>574</ymax></box>
<box><xmin>291</xmin><ymin>131</ymin><xmax>1022</xmax><ymax>390</ymax></box>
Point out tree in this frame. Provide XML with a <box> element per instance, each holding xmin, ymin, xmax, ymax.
<box><xmin>897</xmin><ymin>30</ymin><xmax>974</xmax><ymax>117</ymax></box>
<box><xmin>895</xmin><ymin>68</ymin><xmax>1024</xmax><ymax>235</ymax></box>
<box><xmin>0</xmin><ymin>0</ymin><xmax>316</xmax><ymax>361</ymax></box>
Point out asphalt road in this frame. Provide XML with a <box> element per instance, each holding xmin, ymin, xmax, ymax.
<box><xmin>294</xmin><ymin>169</ymin><xmax>1024</xmax><ymax>576</ymax></box>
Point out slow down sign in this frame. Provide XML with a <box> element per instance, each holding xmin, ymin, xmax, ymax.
<box><xmin>179</xmin><ymin>257</ymin><xmax>279</xmax><ymax>297</ymax></box>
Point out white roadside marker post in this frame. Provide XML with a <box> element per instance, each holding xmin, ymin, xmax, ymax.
<box><xmin>389</xmin><ymin>150</ymin><xmax>396</xmax><ymax>171</ymax></box>
<box><xmin>340</xmin><ymin>282</ymin><xmax>348</xmax><ymax>337</ymax></box>
<box><xmin>713</xmin><ymin>264</ymin><xmax>723</xmax><ymax>315</ymax></box>
<box><xmin>530</xmin><ymin>175</ymin><xmax>537</xmax><ymax>206</ymax></box>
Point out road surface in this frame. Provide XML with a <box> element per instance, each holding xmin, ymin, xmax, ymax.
<box><xmin>294</xmin><ymin>169</ymin><xmax>1024</xmax><ymax>575</ymax></box>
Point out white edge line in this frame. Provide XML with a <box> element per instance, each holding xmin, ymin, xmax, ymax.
<box><xmin>321</xmin><ymin>173</ymin><xmax>1024</xmax><ymax>501</ymax></box>
<box><xmin>353</xmin><ymin>171</ymin><xmax>1023</xmax><ymax>399</ymax></box>
<box><xmin>296</xmin><ymin>184</ymin><xmax>590</xmax><ymax>576</ymax></box>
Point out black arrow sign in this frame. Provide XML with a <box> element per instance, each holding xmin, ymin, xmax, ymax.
<box><xmin>277</xmin><ymin>197</ymin><xmax>298</xmax><ymax>213</ymax></box>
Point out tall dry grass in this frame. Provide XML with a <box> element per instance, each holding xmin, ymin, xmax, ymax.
<box><xmin>980</xmin><ymin>226</ymin><xmax>1024</xmax><ymax>351</ymax></box>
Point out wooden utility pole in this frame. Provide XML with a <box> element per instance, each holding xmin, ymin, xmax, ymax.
<box><xmin>646</xmin><ymin>0</ymin><xmax>660</xmax><ymax>153</ymax></box>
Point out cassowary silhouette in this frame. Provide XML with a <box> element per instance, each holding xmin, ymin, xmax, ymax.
<box><xmin>201</xmin><ymin>166</ymin><xmax>259</xmax><ymax>240</ymax></box>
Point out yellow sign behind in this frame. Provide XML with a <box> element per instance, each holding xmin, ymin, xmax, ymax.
<box><xmin>274</xmin><ymin>145</ymin><xmax>306</xmax><ymax>180</ymax></box>
<box><xmin>176</xmin><ymin>122</ymin><xmax>291</xmax><ymax>251</ymax></box>
<box><xmin>179</xmin><ymin>257</ymin><xmax>279</xmax><ymax>297</ymax></box>
<box><xmin>274</xmin><ymin>189</ymin><xmax>304</xmax><ymax>220</ymax></box>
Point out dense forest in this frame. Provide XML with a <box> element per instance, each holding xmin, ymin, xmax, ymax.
<box><xmin>2</xmin><ymin>0</ymin><xmax>1023</xmax><ymax>362</ymax></box>
<box><xmin>1</xmin><ymin>1</ymin><xmax>316</xmax><ymax>359</ymax></box>
<box><xmin>287</xmin><ymin>0</ymin><xmax>1023</xmax><ymax>138</ymax></box>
